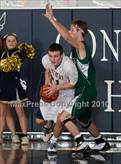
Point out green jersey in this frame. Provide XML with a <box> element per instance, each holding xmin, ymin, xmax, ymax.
<box><xmin>70</xmin><ymin>42</ymin><xmax>97</xmax><ymax>122</ymax></box>
<box><xmin>72</xmin><ymin>42</ymin><xmax>96</xmax><ymax>97</ymax></box>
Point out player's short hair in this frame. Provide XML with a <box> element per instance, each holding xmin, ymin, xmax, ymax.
<box><xmin>71</xmin><ymin>20</ymin><xmax>88</xmax><ymax>37</ymax></box>
<box><xmin>48</xmin><ymin>43</ymin><xmax>63</xmax><ymax>55</ymax></box>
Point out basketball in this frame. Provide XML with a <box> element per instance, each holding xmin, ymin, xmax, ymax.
<box><xmin>40</xmin><ymin>84</ymin><xmax>59</xmax><ymax>103</ymax></box>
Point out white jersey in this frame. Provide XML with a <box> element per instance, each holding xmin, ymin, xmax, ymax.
<box><xmin>42</xmin><ymin>54</ymin><xmax>78</xmax><ymax>97</ymax></box>
<box><xmin>40</xmin><ymin>54</ymin><xmax>78</xmax><ymax>122</ymax></box>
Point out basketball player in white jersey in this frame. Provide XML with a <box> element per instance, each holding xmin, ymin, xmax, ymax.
<box><xmin>37</xmin><ymin>43</ymin><xmax>78</xmax><ymax>141</ymax></box>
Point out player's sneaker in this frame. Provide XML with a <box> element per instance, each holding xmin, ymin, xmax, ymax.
<box><xmin>11</xmin><ymin>134</ymin><xmax>20</xmax><ymax>143</ymax></box>
<box><xmin>42</xmin><ymin>121</ymin><xmax>54</xmax><ymax>142</ymax></box>
<box><xmin>91</xmin><ymin>137</ymin><xmax>111</xmax><ymax>151</ymax></box>
<box><xmin>75</xmin><ymin>141</ymin><xmax>90</xmax><ymax>152</ymax></box>
<box><xmin>43</xmin><ymin>133</ymin><xmax>53</xmax><ymax>142</ymax></box>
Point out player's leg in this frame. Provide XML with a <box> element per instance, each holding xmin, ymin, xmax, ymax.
<box><xmin>48</xmin><ymin>111</ymin><xmax>89</xmax><ymax>153</ymax></box>
<box><xmin>59</xmin><ymin>111</ymin><xmax>89</xmax><ymax>151</ymax></box>
<box><xmin>80</xmin><ymin>121</ymin><xmax>111</xmax><ymax>151</ymax></box>
<box><xmin>81</xmin><ymin>122</ymin><xmax>100</xmax><ymax>137</ymax></box>
<box><xmin>48</xmin><ymin>93</ymin><xmax>92</xmax><ymax>153</ymax></box>
<box><xmin>53</xmin><ymin>113</ymin><xmax>63</xmax><ymax>138</ymax></box>
<box><xmin>47</xmin><ymin>113</ymin><xmax>63</xmax><ymax>153</ymax></box>
<box><xmin>36</xmin><ymin>109</ymin><xmax>54</xmax><ymax>142</ymax></box>
<box><xmin>76</xmin><ymin>98</ymin><xmax>111</xmax><ymax>151</ymax></box>
<box><xmin>36</xmin><ymin>110</ymin><xmax>47</xmax><ymax>125</ymax></box>
<box><xmin>73</xmin><ymin>88</ymin><xmax>111</xmax><ymax>152</ymax></box>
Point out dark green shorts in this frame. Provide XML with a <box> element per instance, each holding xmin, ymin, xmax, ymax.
<box><xmin>72</xmin><ymin>86</ymin><xmax>96</xmax><ymax>124</ymax></box>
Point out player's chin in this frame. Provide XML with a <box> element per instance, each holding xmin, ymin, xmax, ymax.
<box><xmin>52</xmin><ymin>63</ymin><xmax>57</xmax><ymax>66</ymax></box>
<box><xmin>54</xmin><ymin>63</ymin><xmax>60</xmax><ymax>67</ymax></box>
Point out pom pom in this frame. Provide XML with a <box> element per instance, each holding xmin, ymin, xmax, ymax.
<box><xmin>18</xmin><ymin>43</ymin><xmax>35</xmax><ymax>60</ymax></box>
<box><xmin>0</xmin><ymin>55</ymin><xmax>22</xmax><ymax>72</ymax></box>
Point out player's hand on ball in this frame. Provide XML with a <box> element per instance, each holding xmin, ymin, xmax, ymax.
<box><xmin>45</xmin><ymin>84</ymin><xmax>58</xmax><ymax>96</ymax></box>
<box><xmin>40</xmin><ymin>84</ymin><xmax>59</xmax><ymax>103</ymax></box>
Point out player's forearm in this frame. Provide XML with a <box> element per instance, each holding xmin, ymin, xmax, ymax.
<box><xmin>45</xmin><ymin>70</ymin><xmax>52</xmax><ymax>84</ymax></box>
<box><xmin>49</xmin><ymin>17</ymin><xmax>70</xmax><ymax>42</ymax></box>
<box><xmin>56</xmin><ymin>82</ymin><xmax>75</xmax><ymax>91</ymax></box>
<box><xmin>48</xmin><ymin>17</ymin><xmax>80</xmax><ymax>49</ymax></box>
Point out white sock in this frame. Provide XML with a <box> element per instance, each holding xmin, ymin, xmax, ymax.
<box><xmin>94</xmin><ymin>135</ymin><xmax>102</xmax><ymax>140</ymax></box>
<box><xmin>74</xmin><ymin>133</ymin><xmax>82</xmax><ymax>140</ymax></box>
<box><xmin>50</xmin><ymin>135</ymin><xmax>58</xmax><ymax>143</ymax></box>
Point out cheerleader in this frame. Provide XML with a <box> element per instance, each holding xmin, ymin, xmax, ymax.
<box><xmin>0</xmin><ymin>33</ymin><xmax>35</xmax><ymax>144</ymax></box>
<box><xmin>0</xmin><ymin>35</ymin><xmax>20</xmax><ymax>144</ymax></box>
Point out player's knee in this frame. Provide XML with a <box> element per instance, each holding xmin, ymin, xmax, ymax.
<box><xmin>59</xmin><ymin>111</ymin><xmax>72</xmax><ymax>124</ymax></box>
<box><xmin>59</xmin><ymin>112</ymin><xmax>66</xmax><ymax>123</ymax></box>
<box><xmin>35</xmin><ymin>118</ymin><xmax>46</xmax><ymax>125</ymax></box>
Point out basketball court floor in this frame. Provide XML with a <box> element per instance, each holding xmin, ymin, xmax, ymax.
<box><xmin>0</xmin><ymin>140</ymin><xmax>121</xmax><ymax>164</ymax></box>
